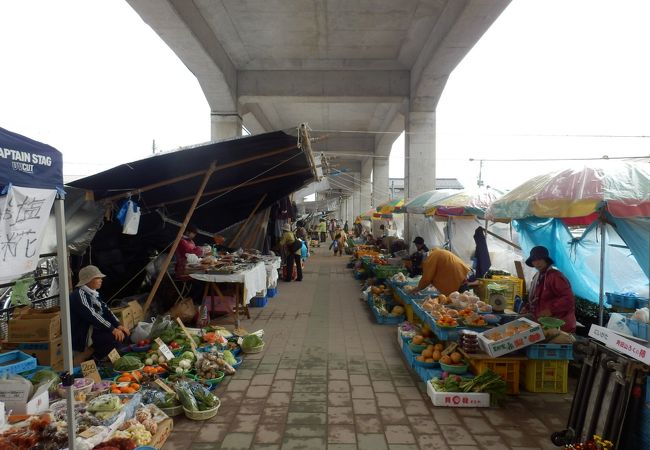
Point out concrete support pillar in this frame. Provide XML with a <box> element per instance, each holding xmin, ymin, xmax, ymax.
<box><xmin>211</xmin><ymin>113</ymin><xmax>242</xmax><ymax>140</ymax></box>
<box><xmin>405</xmin><ymin>109</ymin><xmax>436</xmax><ymax>241</ymax></box>
<box><xmin>372</xmin><ymin>158</ymin><xmax>390</xmax><ymax>206</ymax></box>
<box><xmin>352</xmin><ymin>173</ymin><xmax>361</xmax><ymax>222</ymax></box>
<box><xmin>360</xmin><ymin>158</ymin><xmax>372</xmax><ymax>215</ymax></box>
<box><xmin>346</xmin><ymin>196</ymin><xmax>353</xmax><ymax>226</ymax></box>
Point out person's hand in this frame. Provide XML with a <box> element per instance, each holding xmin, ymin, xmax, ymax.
<box><xmin>118</xmin><ymin>325</ymin><xmax>130</xmax><ymax>336</ymax></box>
<box><xmin>112</xmin><ymin>328</ymin><xmax>126</xmax><ymax>342</ymax></box>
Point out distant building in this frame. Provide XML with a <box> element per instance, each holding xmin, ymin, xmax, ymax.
<box><xmin>388</xmin><ymin>178</ymin><xmax>463</xmax><ymax>199</ymax></box>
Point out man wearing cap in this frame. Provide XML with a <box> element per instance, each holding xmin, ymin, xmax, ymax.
<box><xmin>70</xmin><ymin>265</ymin><xmax>130</xmax><ymax>359</ymax></box>
<box><xmin>522</xmin><ymin>246</ymin><xmax>576</xmax><ymax>333</ymax></box>
<box><xmin>409</xmin><ymin>237</ymin><xmax>429</xmax><ymax>276</ymax></box>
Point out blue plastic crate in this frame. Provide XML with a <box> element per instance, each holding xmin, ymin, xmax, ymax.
<box><xmin>627</xmin><ymin>319</ymin><xmax>649</xmax><ymax>340</ymax></box>
<box><xmin>606</xmin><ymin>292</ymin><xmax>649</xmax><ymax>310</ymax></box>
<box><xmin>0</xmin><ymin>350</ymin><xmax>37</xmax><ymax>376</ymax></box>
<box><xmin>371</xmin><ymin>305</ymin><xmax>405</xmax><ymax>325</ymax></box>
<box><xmin>267</xmin><ymin>287</ymin><xmax>277</xmax><ymax>298</ymax></box>
<box><xmin>250</xmin><ymin>296</ymin><xmax>268</xmax><ymax>307</ymax></box>
<box><xmin>526</xmin><ymin>344</ymin><xmax>574</xmax><ymax>360</ymax></box>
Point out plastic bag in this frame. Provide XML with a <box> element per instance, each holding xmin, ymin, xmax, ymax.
<box><xmin>607</xmin><ymin>313</ymin><xmax>633</xmax><ymax>335</ymax></box>
<box><xmin>131</xmin><ymin>320</ymin><xmax>154</xmax><ymax>343</ymax></box>
<box><xmin>122</xmin><ymin>200</ymin><xmax>141</xmax><ymax>235</ymax></box>
<box><xmin>633</xmin><ymin>307</ymin><xmax>649</xmax><ymax>323</ymax></box>
<box><xmin>150</xmin><ymin>315</ymin><xmax>175</xmax><ymax>340</ymax></box>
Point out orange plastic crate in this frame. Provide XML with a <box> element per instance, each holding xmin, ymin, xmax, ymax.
<box><xmin>470</xmin><ymin>357</ymin><xmax>521</xmax><ymax>395</ymax></box>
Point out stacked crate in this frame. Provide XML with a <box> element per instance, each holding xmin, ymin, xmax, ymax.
<box><xmin>523</xmin><ymin>344</ymin><xmax>573</xmax><ymax>393</ymax></box>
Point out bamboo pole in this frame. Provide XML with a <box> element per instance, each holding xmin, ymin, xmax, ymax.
<box><xmin>101</xmin><ymin>145</ymin><xmax>299</xmax><ymax>203</ymax></box>
<box><xmin>484</xmin><ymin>228</ymin><xmax>521</xmax><ymax>250</ymax></box>
<box><xmin>143</xmin><ymin>161</ymin><xmax>218</xmax><ymax>313</ymax></box>
<box><xmin>230</xmin><ymin>193</ymin><xmax>268</xmax><ymax>248</ymax></box>
<box><xmin>149</xmin><ymin>167</ymin><xmax>312</xmax><ymax>208</ymax></box>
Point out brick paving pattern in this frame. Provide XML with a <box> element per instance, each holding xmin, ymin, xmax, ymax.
<box><xmin>165</xmin><ymin>248</ymin><xmax>573</xmax><ymax>450</ymax></box>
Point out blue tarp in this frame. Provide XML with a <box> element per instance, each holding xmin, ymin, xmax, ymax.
<box><xmin>0</xmin><ymin>127</ymin><xmax>63</xmax><ymax>191</ymax></box>
<box><xmin>514</xmin><ymin>217</ymin><xmax>648</xmax><ymax>303</ymax></box>
<box><xmin>609</xmin><ymin>215</ymin><xmax>650</xmax><ymax>279</ymax></box>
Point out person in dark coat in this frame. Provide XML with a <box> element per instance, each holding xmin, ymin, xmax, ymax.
<box><xmin>70</xmin><ymin>265</ymin><xmax>130</xmax><ymax>359</ymax></box>
<box><xmin>409</xmin><ymin>236</ymin><xmax>429</xmax><ymax>276</ymax></box>
<box><xmin>473</xmin><ymin>226</ymin><xmax>491</xmax><ymax>278</ymax></box>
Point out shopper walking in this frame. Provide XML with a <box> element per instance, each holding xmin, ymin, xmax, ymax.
<box><xmin>317</xmin><ymin>219</ymin><xmax>327</xmax><ymax>244</ymax></box>
<box><xmin>279</xmin><ymin>224</ymin><xmax>303</xmax><ymax>282</ymax></box>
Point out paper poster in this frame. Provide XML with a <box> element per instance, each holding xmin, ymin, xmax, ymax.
<box><xmin>0</xmin><ymin>185</ymin><xmax>56</xmax><ymax>282</ymax></box>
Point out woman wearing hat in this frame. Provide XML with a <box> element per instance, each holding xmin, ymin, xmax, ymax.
<box><xmin>70</xmin><ymin>265</ymin><xmax>130</xmax><ymax>359</ymax></box>
<box><xmin>279</xmin><ymin>224</ymin><xmax>303</xmax><ymax>282</ymax></box>
<box><xmin>522</xmin><ymin>246</ymin><xmax>576</xmax><ymax>333</ymax></box>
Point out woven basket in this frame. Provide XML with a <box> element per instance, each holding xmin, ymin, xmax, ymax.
<box><xmin>160</xmin><ymin>404</ymin><xmax>184</xmax><ymax>417</ymax></box>
<box><xmin>242</xmin><ymin>343</ymin><xmax>265</xmax><ymax>354</ymax></box>
<box><xmin>183</xmin><ymin>398</ymin><xmax>221</xmax><ymax>420</ymax></box>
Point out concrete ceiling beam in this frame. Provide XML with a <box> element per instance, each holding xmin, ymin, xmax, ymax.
<box><xmin>240</xmin><ymin>103</ymin><xmax>274</xmax><ymax>134</ymax></box>
<box><xmin>238</xmin><ymin>70</ymin><xmax>409</xmax><ymax>104</ymax></box>
<box><xmin>126</xmin><ymin>0</ymin><xmax>238</xmax><ymax>112</ymax></box>
<box><xmin>410</xmin><ymin>0</ymin><xmax>510</xmax><ymax>111</ymax></box>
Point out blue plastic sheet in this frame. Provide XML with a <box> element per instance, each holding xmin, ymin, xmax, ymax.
<box><xmin>609</xmin><ymin>215</ymin><xmax>650</xmax><ymax>279</ymax></box>
<box><xmin>514</xmin><ymin>217</ymin><xmax>648</xmax><ymax>303</ymax></box>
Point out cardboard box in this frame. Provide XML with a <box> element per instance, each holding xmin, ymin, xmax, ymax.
<box><xmin>111</xmin><ymin>306</ymin><xmax>134</xmax><ymax>331</ymax></box>
<box><xmin>478</xmin><ymin>317</ymin><xmax>544</xmax><ymax>358</ymax></box>
<box><xmin>0</xmin><ymin>379</ymin><xmax>51</xmax><ymax>414</ymax></box>
<box><xmin>427</xmin><ymin>380</ymin><xmax>490</xmax><ymax>408</ymax></box>
<box><xmin>150</xmin><ymin>416</ymin><xmax>173</xmax><ymax>448</ymax></box>
<box><xmin>2</xmin><ymin>338</ymin><xmax>63</xmax><ymax>370</ymax></box>
<box><xmin>128</xmin><ymin>300</ymin><xmax>145</xmax><ymax>325</ymax></box>
<box><xmin>7</xmin><ymin>308</ymin><xmax>61</xmax><ymax>342</ymax></box>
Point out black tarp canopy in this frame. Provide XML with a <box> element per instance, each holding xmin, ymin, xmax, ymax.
<box><xmin>69</xmin><ymin>130</ymin><xmax>316</xmax><ymax>232</ymax></box>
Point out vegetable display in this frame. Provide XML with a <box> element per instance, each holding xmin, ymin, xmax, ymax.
<box><xmin>114</xmin><ymin>356</ymin><xmax>143</xmax><ymax>372</ymax></box>
<box><xmin>430</xmin><ymin>369</ymin><xmax>507</xmax><ymax>406</ymax></box>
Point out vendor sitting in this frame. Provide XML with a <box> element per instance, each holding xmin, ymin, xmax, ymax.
<box><xmin>70</xmin><ymin>265</ymin><xmax>130</xmax><ymax>360</ymax></box>
<box><xmin>414</xmin><ymin>247</ymin><xmax>472</xmax><ymax>296</ymax></box>
<box><xmin>175</xmin><ymin>223</ymin><xmax>207</xmax><ymax>279</ymax></box>
<box><xmin>521</xmin><ymin>246</ymin><xmax>576</xmax><ymax>333</ymax></box>
<box><xmin>409</xmin><ymin>236</ymin><xmax>429</xmax><ymax>276</ymax></box>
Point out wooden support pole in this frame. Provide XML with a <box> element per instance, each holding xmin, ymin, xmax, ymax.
<box><xmin>143</xmin><ymin>161</ymin><xmax>218</xmax><ymax>313</ymax></box>
<box><xmin>101</xmin><ymin>145</ymin><xmax>299</xmax><ymax>203</ymax></box>
<box><xmin>149</xmin><ymin>167</ymin><xmax>312</xmax><ymax>208</ymax></box>
<box><xmin>230</xmin><ymin>193</ymin><xmax>268</xmax><ymax>248</ymax></box>
<box><xmin>484</xmin><ymin>228</ymin><xmax>521</xmax><ymax>250</ymax></box>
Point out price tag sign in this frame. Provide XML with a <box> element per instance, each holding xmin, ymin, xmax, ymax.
<box><xmin>154</xmin><ymin>378</ymin><xmax>176</xmax><ymax>395</ymax></box>
<box><xmin>80</xmin><ymin>359</ymin><xmax>101</xmax><ymax>383</ymax></box>
<box><xmin>155</xmin><ymin>338</ymin><xmax>175</xmax><ymax>361</ymax></box>
<box><xmin>175</xmin><ymin>317</ymin><xmax>199</xmax><ymax>353</ymax></box>
<box><xmin>107</xmin><ymin>348</ymin><xmax>121</xmax><ymax>364</ymax></box>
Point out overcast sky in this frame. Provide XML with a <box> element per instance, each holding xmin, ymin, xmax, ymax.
<box><xmin>1</xmin><ymin>1</ymin><xmax>649</xmax><ymax>190</ymax></box>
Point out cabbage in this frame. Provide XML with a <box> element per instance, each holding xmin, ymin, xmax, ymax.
<box><xmin>222</xmin><ymin>350</ymin><xmax>237</xmax><ymax>366</ymax></box>
<box><xmin>30</xmin><ymin>369</ymin><xmax>60</xmax><ymax>393</ymax></box>
<box><xmin>181</xmin><ymin>351</ymin><xmax>196</xmax><ymax>362</ymax></box>
<box><xmin>241</xmin><ymin>334</ymin><xmax>263</xmax><ymax>350</ymax></box>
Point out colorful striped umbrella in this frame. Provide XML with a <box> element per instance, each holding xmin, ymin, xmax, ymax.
<box><xmin>486</xmin><ymin>161</ymin><xmax>650</xmax><ymax>221</ymax></box>
<box><xmin>404</xmin><ymin>189</ymin><xmax>460</xmax><ymax>214</ymax></box>
<box><xmin>375</xmin><ymin>198</ymin><xmax>405</xmax><ymax>214</ymax></box>
<box><xmin>424</xmin><ymin>187</ymin><xmax>503</xmax><ymax>218</ymax></box>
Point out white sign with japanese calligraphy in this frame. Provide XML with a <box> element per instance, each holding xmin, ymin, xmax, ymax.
<box><xmin>0</xmin><ymin>185</ymin><xmax>56</xmax><ymax>282</ymax></box>
<box><xmin>589</xmin><ymin>325</ymin><xmax>650</xmax><ymax>365</ymax></box>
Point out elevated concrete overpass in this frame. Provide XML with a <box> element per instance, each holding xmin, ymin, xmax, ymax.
<box><xmin>126</xmin><ymin>0</ymin><xmax>510</xmax><ymax>232</ymax></box>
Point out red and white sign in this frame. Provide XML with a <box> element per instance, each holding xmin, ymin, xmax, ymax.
<box><xmin>589</xmin><ymin>325</ymin><xmax>650</xmax><ymax>365</ymax></box>
<box><xmin>427</xmin><ymin>381</ymin><xmax>490</xmax><ymax>408</ymax></box>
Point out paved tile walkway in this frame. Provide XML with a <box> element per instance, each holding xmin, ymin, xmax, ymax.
<box><xmin>164</xmin><ymin>247</ymin><xmax>574</xmax><ymax>450</ymax></box>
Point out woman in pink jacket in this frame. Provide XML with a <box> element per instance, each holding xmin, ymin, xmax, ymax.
<box><xmin>522</xmin><ymin>246</ymin><xmax>576</xmax><ymax>333</ymax></box>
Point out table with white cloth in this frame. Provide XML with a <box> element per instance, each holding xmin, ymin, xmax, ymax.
<box><xmin>189</xmin><ymin>261</ymin><xmax>267</xmax><ymax>328</ymax></box>
<box><xmin>262</xmin><ymin>256</ymin><xmax>282</xmax><ymax>288</ymax></box>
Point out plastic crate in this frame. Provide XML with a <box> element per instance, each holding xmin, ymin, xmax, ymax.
<box><xmin>606</xmin><ymin>292</ymin><xmax>649</xmax><ymax>310</ymax></box>
<box><xmin>523</xmin><ymin>359</ymin><xmax>568</xmax><ymax>393</ymax></box>
<box><xmin>476</xmin><ymin>278</ymin><xmax>520</xmax><ymax>310</ymax></box>
<box><xmin>0</xmin><ymin>350</ymin><xmax>37</xmax><ymax>376</ymax></box>
<box><xmin>526</xmin><ymin>344</ymin><xmax>574</xmax><ymax>360</ymax></box>
<box><xmin>250</xmin><ymin>296</ymin><xmax>268</xmax><ymax>308</ymax></box>
<box><xmin>371</xmin><ymin>305</ymin><xmax>405</xmax><ymax>325</ymax></box>
<box><xmin>491</xmin><ymin>275</ymin><xmax>524</xmax><ymax>298</ymax></box>
<box><xmin>470</xmin><ymin>357</ymin><xmax>521</xmax><ymax>395</ymax></box>
<box><xmin>267</xmin><ymin>287</ymin><xmax>277</xmax><ymax>298</ymax></box>
<box><xmin>626</xmin><ymin>318</ymin><xmax>649</xmax><ymax>340</ymax></box>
